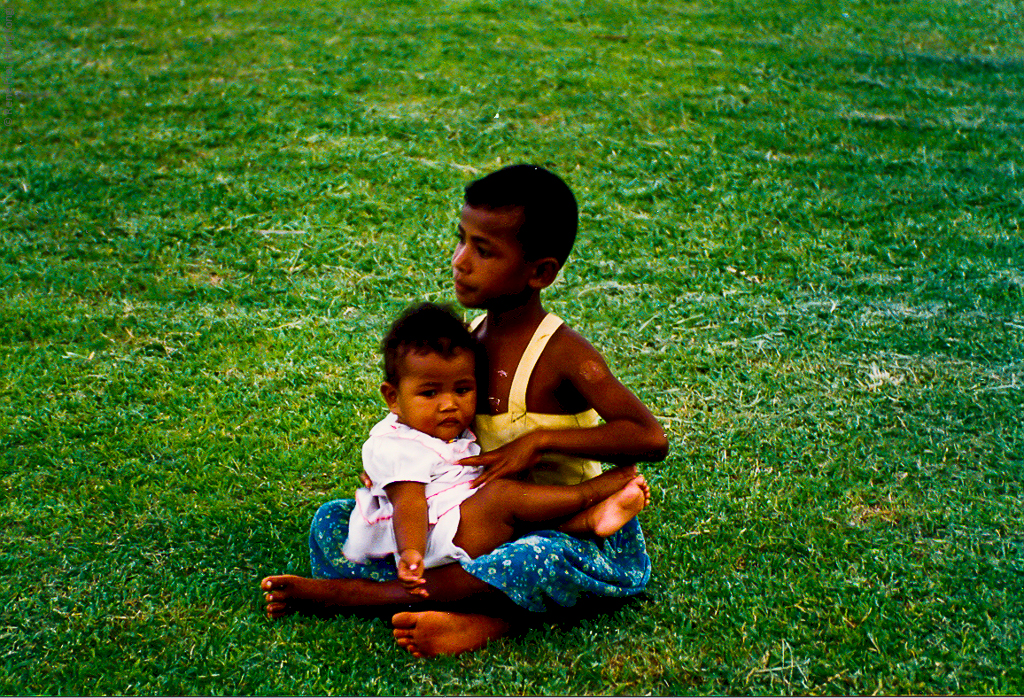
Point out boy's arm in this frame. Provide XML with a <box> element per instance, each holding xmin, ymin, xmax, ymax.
<box><xmin>468</xmin><ymin>328</ymin><xmax>669</xmax><ymax>485</ymax></box>
<box><xmin>383</xmin><ymin>481</ymin><xmax>429</xmax><ymax>598</ymax></box>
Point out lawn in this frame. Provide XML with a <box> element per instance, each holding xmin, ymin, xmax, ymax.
<box><xmin>1</xmin><ymin>0</ymin><xmax>1022</xmax><ymax>694</ymax></box>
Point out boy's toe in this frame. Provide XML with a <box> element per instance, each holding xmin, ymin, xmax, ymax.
<box><xmin>397</xmin><ymin>639</ymin><xmax>423</xmax><ymax>658</ymax></box>
<box><xmin>265</xmin><ymin>601</ymin><xmax>289</xmax><ymax>618</ymax></box>
<box><xmin>391</xmin><ymin>611</ymin><xmax>418</xmax><ymax>629</ymax></box>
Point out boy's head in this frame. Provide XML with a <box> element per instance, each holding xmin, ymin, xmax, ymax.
<box><xmin>453</xmin><ymin>164</ymin><xmax>578</xmax><ymax>309</ymax></box>
<box><xmin>380</xmin><ymin>302</ymin><xmax>478</xmax><ymax>442</ymax></box>
<box><xmin>463</xmin><ymin>164</ymin><xmax>578</xmax><ymax>266</ymax></box>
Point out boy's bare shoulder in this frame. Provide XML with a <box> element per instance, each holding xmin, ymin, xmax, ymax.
<box><xmin>548</xmin><ymin>320</ymin><xmax>597</xmax><ymax>352</ymax></box>
<box><xmin>546</xmin><ymin>322</ymin><xmax>613</xmax><ymax>382</ymax></box>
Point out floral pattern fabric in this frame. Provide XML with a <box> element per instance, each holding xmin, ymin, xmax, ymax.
<box><xmin>309</xmin><ymin>498</ymin><xmax>651</xmax><ymax>613</ymax></box>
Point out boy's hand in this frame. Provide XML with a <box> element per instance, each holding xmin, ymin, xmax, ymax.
<box><xmin>359</xmin><ymin>470</ymin><xmax>373</xmax><ymax>488</ymax></box>
<box><xmin>463</xmin><ymin>433</ymin><xmax>542</xmax><ymax>487</ymax></box>
<box><xmin>397</xmin><ymin>549</ymin><xmax>428</xmax><ymax>598</ymax></box>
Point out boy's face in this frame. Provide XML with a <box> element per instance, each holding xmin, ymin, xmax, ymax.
<box><xmin>451</xmin><ymin>204</ymin><xmax>537</xmax><ymax>309</ymax></box>
<box><xmin>382</xmin><ymin>348</ymin><xmax>477</xmax><ymax>442</ymax></box>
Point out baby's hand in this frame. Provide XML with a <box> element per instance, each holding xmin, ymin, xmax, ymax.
<box><xmin>397</xmin><ymin>549</ymin><xmax>428</xmax><ymax>599</ymax></box>
<box><xmin>359</xmin><ymin>470</ymin><xmax>373</xmax><ymax>488</ymax></box>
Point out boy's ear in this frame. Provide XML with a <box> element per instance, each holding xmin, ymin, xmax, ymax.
<box><xmin>528</xmin><ymin>256</ymin><xmax>561</xmax><ymax>290</ymax></box>
<box><xmin>381</xmin><ymin>382</ymin><xmax>400</xmax><ymax>413</ymax></box>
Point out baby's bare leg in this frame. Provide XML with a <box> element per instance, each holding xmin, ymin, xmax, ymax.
<box><xmin>454</xmin><ymin>465</ymin><xmax>639</xmax><ymax>557</ymax></box>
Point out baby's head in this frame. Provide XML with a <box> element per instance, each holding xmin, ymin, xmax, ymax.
<box><xmin>380</xmin><ymin>302</ymin><xmax>478</xmax><ymax>442</ymax></box>
<box><xmin>453</xmin><ymin>164</ymin><xmax>579</xmax><ymax>309</ymax></box>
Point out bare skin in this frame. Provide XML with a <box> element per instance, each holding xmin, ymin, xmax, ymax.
<box><xmin>452</xmin><ymin>466</ymin><xmax>644</xmax><ymax>559</ymax></box>
<box><xmin>392</xmin><ymin>610</ymin><xmax>510</xmax><ymax>659</ymax></box>
<box><xmin>562</xmin><ymin>475</ymin><xmax>650</xmax><ymax>538</ymax></box>
<box><xmin>389</xmin><ymin>477</ymin><xmax>651</xmax><ymax>659</ymax></box>
<box><xmin>262</xmin><ymin>563</ymin><xmax>497</xmax><ymax>619</ymax></box>
<box><xmin>262</xmin><ymin>199</ymin><xmax>668</xmax><ymax>658</ymax></box>
<box><xmin>385</xmin><ymin>203</ymin><xmax>669</xmax><ymax>658</ymax></box>
<box><xmin>262</xmin><ymin>467</ymin><xmax>646</xmax><ymax>618</ymax></box>
<box><xmin>387</xmin><ymin>470</ymin><xmax>651</xmax><ymax>655</ymax></box>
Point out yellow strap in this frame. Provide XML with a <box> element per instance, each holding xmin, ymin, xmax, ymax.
<box><xmin>507</xmin><ymin>314</ymin><xmax>563</xmax><ymax>418</ymax></box>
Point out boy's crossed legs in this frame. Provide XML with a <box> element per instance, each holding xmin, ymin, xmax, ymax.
<box><xmin>263</xmin><ymin>466</ymin><xmax>649</xmax><ymax>656</ymax></box>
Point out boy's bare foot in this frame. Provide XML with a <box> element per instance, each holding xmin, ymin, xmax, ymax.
<box><xmin>261</xmin><ymin>574</ymin><xmax>415</xmax><ymax>618</ymax></box>
<box><xmin>588</xmin><ymin>476</ymin><xmax>649</xmax><ymax>537</ymax></box>
<box><xmin>391</xmin><ymin>611</ymin><xmax>510</xmax><ymax>658</ymax></box>
<box><xmin>590</xmin><ymin>464</ymin><xmax>637</xmax><ymax>491</ymax></box>
<box><xmin>262</xmin><ymin>575</ymin><xmax>340</xmax><ymax>618</ymax></box>
<box><xmin>560</xmin><ymin>474</ymin><xmax>649</xmax><ymax>538</ymax></box>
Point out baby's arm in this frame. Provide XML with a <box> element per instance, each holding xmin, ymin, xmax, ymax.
<box><xmin>469</xmin><ymin>328</ymin><xmax>668</xmax><ymax>485</ymax></box>
<box><xmin>383</xmin><ymin>481</ymin><xmax>429</xmax><ymax>598</ymax></box>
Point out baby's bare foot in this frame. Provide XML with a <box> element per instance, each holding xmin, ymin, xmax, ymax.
<box><xmin>391</xmin><ymin>611</ymin><xmax>509</xmax><ymax>658</ymax></box>
<box><xmin>587</xmin><ymin>475</ymin><xmax>649</xmax><ymax>538</ymax></box>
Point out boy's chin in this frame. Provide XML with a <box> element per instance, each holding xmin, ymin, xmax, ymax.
<box><xmin>453</xmin><ymin>292</ymin><xmax>485</xmax><ymax>309</ymax></box>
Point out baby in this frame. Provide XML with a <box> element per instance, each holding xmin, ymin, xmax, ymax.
<box><xmin>344</xmin><ymin>302</ymin><xmax>649</xmax><ymax>596</ymax></box>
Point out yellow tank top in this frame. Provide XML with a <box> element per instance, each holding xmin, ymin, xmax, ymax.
<box><xmin>471</xmin><ymin>313</ymin><xmax>603</xmax><ymax>486</ymax></box>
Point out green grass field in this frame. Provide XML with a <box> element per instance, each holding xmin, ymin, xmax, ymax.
<box><xmin>2</xmin><ymin>0</ymin><xmax>1022</xmax><ymax>694</ymax></box>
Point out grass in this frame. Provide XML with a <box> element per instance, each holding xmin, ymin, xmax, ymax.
<box><xmin>1</xmin><ymin>0</ymin><xmax>1022</xmax><ymax>694</ymax></box>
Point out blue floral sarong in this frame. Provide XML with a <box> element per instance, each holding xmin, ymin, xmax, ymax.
<box><xmin>308</xmin><ymin>498</ymin><xmax>651</xmax><ymax>613</ymax></box>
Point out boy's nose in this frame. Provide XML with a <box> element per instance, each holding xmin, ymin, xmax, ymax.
<box><xmin>452</xmin><ymin>243</ymin><xmax>469</xmax><ymax>272</ymax></box>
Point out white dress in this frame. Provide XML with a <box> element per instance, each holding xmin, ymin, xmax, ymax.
<box><xmin>342</xmin><ymin>413</ymin><xmax>482</xmax><ymax>569</ymax></box>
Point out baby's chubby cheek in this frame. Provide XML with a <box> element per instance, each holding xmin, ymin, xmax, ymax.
<box><xmin>577</xmin><ymin>360</ymin><xmax>608</xmax><ymax>383</ymax></box>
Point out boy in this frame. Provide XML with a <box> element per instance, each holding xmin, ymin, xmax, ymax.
<box><xmin>261</xmin><ymin>164</ymin><xmax>668</xmax><ymax>658</ymax></box>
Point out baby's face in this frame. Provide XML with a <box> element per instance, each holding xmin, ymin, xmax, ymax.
<box><xmin>385</xmin><ymin>348</ymin><xmax>477</xmax><ymax>442</ymax></box>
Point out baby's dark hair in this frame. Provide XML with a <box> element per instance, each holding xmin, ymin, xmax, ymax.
<box><xmin>382</xmin><ymin>302</ymin><xmax>477</xmax><ymax>385</ymax></box>
<box><xmin>464</xmin><ymin>163</ymin><xmax>578</xmax><ymax>265</ymax></box>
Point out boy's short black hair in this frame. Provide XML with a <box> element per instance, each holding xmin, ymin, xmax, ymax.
<box><xmin>464</xmin><ymin>164</ymin><xmax>578</xmax><ymax>265</ymax></box>
<box><xmin>382</xmin><ymin>302</ymin><xmax>477</xmax><ymax>385</ymax></box>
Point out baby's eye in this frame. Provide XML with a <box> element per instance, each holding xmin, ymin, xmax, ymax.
<box><xmin>456</xmin><ymin>386</ymin><xmax>474</xmax><ymax>395</ymax></box>
<box><xmin>419</xmin><ymin>389</ymin><xmax>437</xmax><ymax>398</ymax></box>
<box><xmin>477</xmin><ymin>246</ymin><xmax>492</xmax><ymax>258</ymax></box>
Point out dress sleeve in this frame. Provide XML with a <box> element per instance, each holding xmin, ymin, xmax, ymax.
<box><xmin>362</xmin><ymin>435</ymin><xmax>435</xmax><ymax>490</ymax></box>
